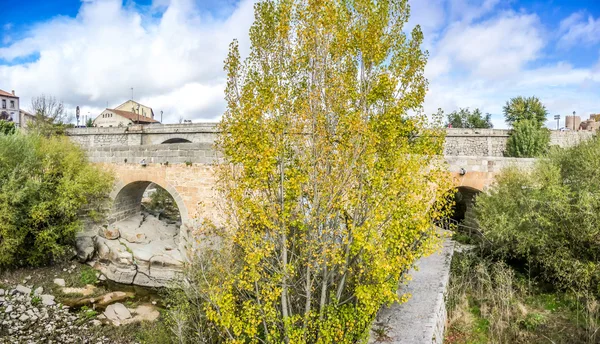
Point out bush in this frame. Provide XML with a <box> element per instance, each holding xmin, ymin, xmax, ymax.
<box><xmin>0</xmin><ymin>134</ymin><xmax>113</xmax><ymax>268</ymax></box>
<box><xmin>505</xmin><ymin>119</ymin><xmax>550</xmax><ymax>157</ymax></box>
<box><xmin>473</xmin><ymin>136</ymin><xmax>600</xmax><ymax>294</ymax></box>
<box><xmin>0</xmin><ymin>120</ymin><xmax>16</xmax><ymax>135</ymax></box>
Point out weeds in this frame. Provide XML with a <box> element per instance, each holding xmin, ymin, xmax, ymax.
<box><xmin>446</xmin><ymin>251</ymin><xmax>600</xmax><ymax>344</ymax></box>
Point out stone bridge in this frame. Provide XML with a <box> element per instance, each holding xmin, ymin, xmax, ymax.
<box><xmin>66</xmin><ymin>125</ymin><xmax>594</xmax><ymax>286</ymax></box>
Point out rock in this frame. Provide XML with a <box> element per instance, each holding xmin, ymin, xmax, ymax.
<box><xmin>15</xmin><ymin>285</ymin><xmax>31</xmax><ymax>295</ymax></box>
<box><xmin>62</xmin><ymin>291</ymin><xmax>133</xmax><ymax>309</ymax></box>
<box><xmin>54</xmin><ymin>278</ymin><xmax>66</xmax><ymax>287</ymax></box>
<box><xmin>5</xmin><ymin>305</ymin><xmax>13</xmax><ymax>313</ymax></box>
<box><xmin>34</xmin><ymin>287</ymin><xmax>44</xmax><ymax>295</ymax></box>
<box><xmin>91</xmin><ymin>320</ymin><xmax>102</xmax><ymax>327</ymax></box>
<box><xmin>75</xmin><ymin>236</ymin><xmax>95</xmax><ymax>263</ymax></box>
<box><xmin>19</xmin><ymin>314</ymin><xmax>30</xmax><ymax>322</ymax></box>
<box><xmin>130</xmin><ymin>304</ymin><xmax>160</xmax><ymax>322</ymax></box>
<box><xmin>104</xmin><ymin>303</ymin><xmax>132</xmax><ymax>322</ymax></box>
<box><xmin>100</xmin><ymin>226</ymin><xmax>120</xmax><ymax>240</ymax></box>
<box><xmin>0</xmin><ymin>289</ymin><xmax>4</xmax><ymax>296</ymax></box>
<box><xmin>62</xmin><ymin>285</ymin><xmax>96</xmax><ymax>296</ymax></box>
<box><xmin>41</xmin><ymin>295</ymin><xmax>56</xmax><ymax>306</ymax></box>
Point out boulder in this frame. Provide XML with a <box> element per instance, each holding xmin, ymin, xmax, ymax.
<box><xmin>75</xmin><ymin>236</ymin><xmax>95</xmax><ymax>262</ymax></box>
<box><xmin>34</xmin><ymin>287</ymin><xmax>43</xmax><ymax>295</ymax></box>
<box><xmin>104</xmin><ymin>303</ymin><xmax>132</xmax><ymax>323</ymax></box>
<box><xmin>41</xmin><ymin>294</ymin><xmax>56</xmax><ymax>306</ymax></box>
<box><xmin>15</xmin><ymin>285</ymin><xmax>31</xmax><ymax>295</ymax></box>
<box><xmin>53</xmin><ymin>279</ymin><xmax>66</xmax><ymax>287</ymax></box>
<box><xmin>99</xmin><ymin>226</ymin><xmax>120</xmax><ymax>240</ymax></box>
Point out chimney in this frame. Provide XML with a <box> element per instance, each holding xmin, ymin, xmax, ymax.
<box><xmin>11</xmin><ymin>90</ymin><xmax>15</xmax><ymax>96</ymax></box>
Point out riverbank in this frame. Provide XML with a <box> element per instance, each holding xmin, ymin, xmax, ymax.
<box><xmin>0</xmin><ymin>261</ymin><xmax>163</xmax><ymax>343</ymax></box>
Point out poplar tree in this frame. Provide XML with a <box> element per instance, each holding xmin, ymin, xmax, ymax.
<box><xmin>194</xmin><ymin>0</ymin><xmax>454</xmax><ymax>342</ymax></box>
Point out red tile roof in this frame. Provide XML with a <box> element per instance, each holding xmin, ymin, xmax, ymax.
<box><xmin>107</xmin><ymin>109</ymin><xmax>159</xmax><ymax>123</ymax></box>
<box><xmin>0</xmin><ymin>89</ymin><xmax>17</xmax><ymax>98</ymax></box>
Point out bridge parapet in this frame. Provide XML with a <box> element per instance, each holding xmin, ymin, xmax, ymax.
<box><xmin>84</xmin><ymin>142</ymin><xmax>218</xmax><ymax>165</ymax></box>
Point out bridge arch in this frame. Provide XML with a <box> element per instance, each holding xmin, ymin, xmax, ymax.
<box><xmin>110</xmin><ymin>179</ymin><xmax>189</xmax><ymax>226</ymax></box>
<box><xmin>161</xmin><ymin>138</ymin><xmax>192</xmax><ymax>144</ymax></box>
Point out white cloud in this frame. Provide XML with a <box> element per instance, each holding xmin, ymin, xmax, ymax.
<box><xmin>0</xmin><ymin>0</ymin><xmax>256</xmax><ymax>123</ymax></box>
<box><xmin>432</xmin><ymin>12</ymin><xmax>544</xmax><ymax>79</ymax></box>
<box><xmin>559</xmin><ymin>12</ymin><xmax>600</xmax><ymax>47</ymax></box>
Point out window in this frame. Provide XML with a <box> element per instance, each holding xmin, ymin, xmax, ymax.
<box><xmin>1</xmin><ymin>100</ymin><xmax>5</xmax><ymax>109</ymax></box>
<box><xmin>9</xmin><ymin>101</ymin><xmax>15</xmax><ymax>109</ymax></box>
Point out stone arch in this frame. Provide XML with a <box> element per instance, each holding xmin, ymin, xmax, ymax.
<box><xmin>161</xmin><ymin>138</ymin><xmax>192</xmax><ymax>144</ymax></box>
<box><xmin>110</xmin><ymin>179</ymin><xmax>189</xmax><ymax>226</ymax></box>
<box><xmin>450</xmin><ymin>185</ymin><xmax>482</xmax><ymax>222</ymax></box>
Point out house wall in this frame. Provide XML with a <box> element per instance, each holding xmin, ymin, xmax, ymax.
<box><xmin>93</xmin><ymin>110</ymin><xmax>133</xmax><ymax>127</ymax></box>
<box><xmin>0</xmin><ymin>93</ymin><xmax>19</xmax><ymax>125</ymax></box>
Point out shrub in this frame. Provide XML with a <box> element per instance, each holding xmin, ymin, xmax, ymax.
<box><xmin>0</xmin><ymin>120</ymin><xmax>16</xmax><ymax>135</ymax></box>
<box><xmin>505</xmin><ymin>119</ymin><xmax>550</xmax><ymax>157</ymax></box>
<box><xmin>0</xmin><ymin>134</ymin><xmax>113</xmax><ymax>268</ymax></box>
<box><xmin>473</xmin><ymin>136</ymin><xmax>600</xmax><ymax>294</ymax></box>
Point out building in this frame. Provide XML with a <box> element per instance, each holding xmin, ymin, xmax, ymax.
<box><xmin>93</xmin><ymin>100</ymin><xmax>159</xmax><ymax>127</ymax></box>
<box><xmin>0</xmin><ymin>89</ymin><xmax>20</xmax><ymax>126</ymax></box>
<box><xmin>19</xmin><ymin>109</ymin><xmax>36</xmax><ymax>128</ymax></box>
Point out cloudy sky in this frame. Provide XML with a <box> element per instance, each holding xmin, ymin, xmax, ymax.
<box><xmin>1</xmin><ymin>0</ymin><xmax>599</xmax><ymax>128</ymax></box>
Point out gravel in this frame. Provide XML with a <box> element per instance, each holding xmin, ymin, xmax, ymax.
<box><xmin>0</xmin><ymin>284</ymin><xmax>109</xmax><ymax>343</ymax></box>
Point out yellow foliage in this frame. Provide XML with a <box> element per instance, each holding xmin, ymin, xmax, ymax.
<box><xmin>192</xmin><ymin>0</ymin><xmax>454</xmax><ymax>342</ymax></box>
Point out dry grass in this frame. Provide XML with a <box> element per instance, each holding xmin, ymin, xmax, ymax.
<box><xmin>446</xmin><ymin>251</ymin><xmax>600</xmax><ymax>344</ymax></box>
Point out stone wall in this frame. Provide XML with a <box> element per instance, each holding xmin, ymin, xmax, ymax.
<box><xmin>444</xmin><ymin>129</ymin><xmax>595</xmax><ymax>157</ymax></box>
<box><xmin>66</xmin><ymin>123</ymin><xmax>218</xmax><ymax>147</ymax></box>
<box><xmin>84</xmin><ymin>143</ymin><xmax>218</xmax><ymax>165</ymax></box>
<box><xmin>70</xmin><ymin>125</ymin><xmax>596</xmax><ymax>157</ymax></box>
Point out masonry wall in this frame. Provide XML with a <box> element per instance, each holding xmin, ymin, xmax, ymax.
<box><xmin>85</xmin><ymin>143</ymin><xmax>218</xmax><ymax>165</ymax></box>
<box><xmin>69</xmin><ymin>124</ymin><xmax>596</xmax><ymax>157</ymax></box>
<box><xmin>444</xmin><ymin>129</ymin><xmax>595</xmax><ymax>157</ymax></box>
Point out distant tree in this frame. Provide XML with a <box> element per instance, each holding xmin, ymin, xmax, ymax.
<box><xmin>28</xmin><ymin>95</ymin><xmax>72</xmax><ymax>136</ymax></box>
<box><xmin>447</xmin><ymin>108</ymin><xmax>493</xmax><ymax>128</ymax></box>
<box><xmin>0</xmin><ymin>121</ymin><xmax>16</xmax><ymax>135</ymax></box>
<box><xmin>506</xmin><ymin>119</ymin><xmax>550</xmax><ymax>157</ymax></box>
<box><xmin>85</xmin><ymin>118</ymin><xmax>94</xmax><ymax>127</ymax></box>
<box><xmin>503</xmin><ymin>96</ymin><xmax>548</xmax><ymax>126</ymax></box>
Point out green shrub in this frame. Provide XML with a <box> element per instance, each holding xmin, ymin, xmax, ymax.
<box><xmin>505</xmin><ymin>119</ymin><xmax>550</xmax><ymax>157</ymax></box>
<box><xmin>0</xmin><ymin>134</ymin><xmax>113</xmax><ymax>268</ymax></box>
<box><xmin>0</xmin><ymin>120</ymin><xmax>16</xmax><ymax>135</ymax></box>
<box><xmin>473</xmin><ymin>136</ymin><xmax>600</xmax><ymax>294</ymax></box>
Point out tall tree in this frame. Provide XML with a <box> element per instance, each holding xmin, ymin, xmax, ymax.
<box><xmin>29</xmin><ymin>95</ymin><xmax>71</xmax><ymax>136</ymax></box>
<box><xmin>503</xmin><ymin>96</ymin><xmax>548</xmax><ymax>126</ymax></box>
<box><xmin>178</xmin><ymin>0</ymin><xmax>454</xmax><ymax>342</ymax></box>
<box><xmin>447</xmin><ymin>108</ymin><xmax>493</xmax><ymax>128</ymax></box>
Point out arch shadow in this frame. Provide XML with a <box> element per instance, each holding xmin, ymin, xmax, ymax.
<box><xmin>161</xmin><ymin>138</ymin><xmax>192</xmax><ymax>144</ymax></box>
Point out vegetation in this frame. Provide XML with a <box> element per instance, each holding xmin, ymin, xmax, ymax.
<box><xmin>142</xmin><ymin>185</ymin><xmax>180</xmax><ymax>222</ymax></box>
<box><xmin>504</xmin><ymin>96</ymin><xmax>550</xmax><ymax>157</ymax></box>
<box><xmin>28</xmin><ymin>95</ymin><xmax>73</xmax><ymax>137</ymax></box>
<box><xmin>446</xmin><ymin>252</ymin><xmax>600</xmax><ymax>344</ymax></box>
<box><xmin>156</xmin><ymin>0</ymin><xmax>454</xmax><ymax>342</ymax></box>
<box><xmin>503</xmin><ymin>96</ymin><xmax>548</xmax><ymax>126</ymax></box>
<box><xmin>447</xmin><ymin>136</ymin><xmax>600</xmax><ymax>343</ymax></box>
<box><xmin>505</xmin><ymin>119</ymin><xmax>550</xmax><ymax>157</ymax></box>
<box><xmin>0</xmin><ymin>134</ymin><xmax>113</xmax><ymax>268</ymax></box>
<box><xmin>0</xmin><ymin>120</ymin><xmax>16</xmax><ymax>135</ymax></box>
<box><xmin>86</xmin><ymin>118</ymin><xmax>94</xmax><ymax>127</ymax></box>
<box><xmin>447</xmin><ymin>108</ymin><xmax>493</xmax><ymax>129</ymax></box>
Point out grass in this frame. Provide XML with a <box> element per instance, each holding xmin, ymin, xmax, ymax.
<box><xmin>445</xmin><ymin>251</ymin><xmax>600</xmax><ymax>344</ymax></box>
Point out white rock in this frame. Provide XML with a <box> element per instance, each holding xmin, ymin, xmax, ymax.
<box><xmin>53</xmin><ymin>279</ymin><xmax>66</xmax><ymax>287</ymax></box>
<box><xmin>34</xmin><ymin>287</ymin><xmax>43</xmax><ymax>295</ymax></box>
<box><xmin>15</xmin><ymin>285</ymin><xmax>31</xmax><ymax>295</ymax></box>
<box><xmin>5</xmin><ymin>305</ymin><xmax>13</xmax><ymax>313</ymax></box>
<box><xmin>103</xmin><ymin>303</ymin><xmax>132</xmax><ymax>322</ymax></box>
<box><xmin>0</xmin><ymin>289</ymin><xmax>4</xmax><ymax>296</ymax></box>
<box><xmin>19</xmin><ymin>314</ymin><xmax>29</xmax><ymax>322</ymax></box>
<box><xmin>41</xmin><ymin>295</ymin><xmax>56</xmax><ymax>306</ymax></box>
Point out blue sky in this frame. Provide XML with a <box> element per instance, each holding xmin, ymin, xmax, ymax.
<box><xmin>1</xmin><ymin>0</ymin><xmax>599</xmax><ymax>127</ymax></box>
